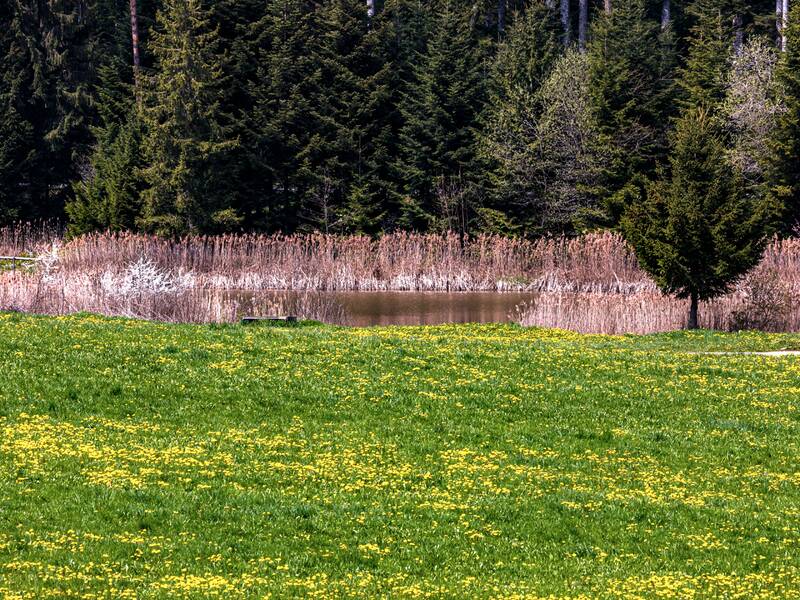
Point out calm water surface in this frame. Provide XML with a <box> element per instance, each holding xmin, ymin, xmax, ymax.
<box><xmin>334</xmin><ymin>291</ymin><xmax>534</xmax><ymax>326</ymax></box>
<box><xmin>239</xmin><ymin>291</ymin><xmax>536</xmax><ymax>327</ymax></box>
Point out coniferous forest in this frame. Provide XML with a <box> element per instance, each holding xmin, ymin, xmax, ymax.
<box><xmin>0</xmin><ymin>0</ymin><xmax>799</xmax><ymax>239</ymax></box>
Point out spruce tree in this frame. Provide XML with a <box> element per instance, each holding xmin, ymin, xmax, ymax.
<box><xmin>679</xmin><ymin>0</ymin><xmax>735</xmax><ymax>111</ymax></box>
<box><xmin>67</xmin><ymin>64</ymin><xmax>145</xmax><ymax>236</ymax></box>
<box><xmin>139</xmin><ymin>0</ymin><xmax>239</xmax><ymax>235</ymax></box>
<box><xmin>66</xmin><ymin>0</ymin><xmax>147</xmax><ymax>236</ymax></box>
<box><xmin>486</xmin><ymin>1</ymin><xmax>563</xmax><ymax>98</ymax></box>
<box><xmin>589</xmin><ymin>0</ymin><xmax>677</xmax><ymax>206</ymax></box>
<box><xmin>770</xmin><ymin>3</ymin><xmax>800</xmax><ymax>230</ymax></box>
<box><xmin>306</xmin><ymin>0</ymin><xmax>395</xmax><ymax>234</ymax></box>
<box><xmin>206</xmin><ymin>0</ymin><xmax>265</xmax><ymax>227</ymax></box>
<box><xmin>246</xmin><ymin>0</ymin><xmax>322</xmax><ymax>232</ymax></box>
<box><xmin>481</xmin><ymin>0</ymin><xmax>563</xmax><ymax>233</ymax></box>
<box><xmin>381</xmin><ymin>0</ymin><xmax>432</xmax><ymax>229</ymax></box>
<box><xmin>248</xmin><ymin>0</ymin><xmax>399</xmax><ymax>233</ymax></box>
<box><xmin>395</xmin><ymin>0</ymin><xmax>488</xmax><ymax>230</ymax></box>
<box><xmin>0</xmin><ymin>103</ymin><xmax>33</xmax><ymax>224</ymax></box>
<box><xmin>0</xmin><ymin>0</ymin><xmax>99</xmax><ymax>220</ymax></box>
<box><xmin>622</xmin><ymin>107</ymin><xmax>780</xmax><ymax>328</ymax></box>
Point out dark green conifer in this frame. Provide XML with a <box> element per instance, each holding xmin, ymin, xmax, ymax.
<box><xmin>139</xmin><ymin>0</ymin><xmax>239</xmax><ymax>235</ymax></box>
<box><xmin>0</xmin><ymin>103</ymin><xmax>33</xmax><ymax>224</ymax></box>
<box><xmin>246</xmin><ymin>0</ymin><xmax>322</xmax><ymax>232</ymax></box>
<box><xmin>679</xmin><ymin>0</ymin><xmax>735</xmax><ymax>111</ymax></box>
<box><xmin>589</xmin><ymin>0</ymin><xmax>677</xmax><ymax>205</ymax></box>
<box><xmin>0</xmin><ymin>0</ymin><xmax>98</xmax><ymax>220</ymax></box>
<box><xmin>66</xmin><ymin>0</ymin><xmax>147</xmax><ymax>237</ymax></box>
<box><xmin>67</xmin><ymin>63</ymin><xmax>145</xmax><ymax>236</ymax></box>
<box><xmin>481</xmin><ymin>0</ymin><xmax>563</xmax><ymax>233</ymax></box>
<box><xmin>307</xmin><ymin>0</ymin><xmax>394</xmax><ymax>234</ymax></box>
<box><xmin>395</xmin><ymin>0</ymin><xmax>488</xmax><ymax>230</ymax></box>
<box><xmin>622</xmin><ymin>107</ymin><xmax>780</xmax><ymax>328</ymax></box>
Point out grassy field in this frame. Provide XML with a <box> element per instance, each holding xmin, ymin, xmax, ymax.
<box><xmin>1</xmin><ymin>314</ymin><xmax>800</xmax><ymax>598</ymax></box>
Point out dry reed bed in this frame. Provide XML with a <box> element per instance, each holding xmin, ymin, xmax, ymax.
<box><xmin>515</xmin><ymin>288</ymin><xmax>800</xmax><ymax>334</ymax></box>
<box><xmin>48</xmin><ymin>231</ymin><xmax>800</xmax><ymax>293</ymax></box>
<box><xmin>0</xmin><ymin>222</ymin><xmax>62</xmax><ymax>256</ymax></box>
<box><xmin>1</xmin><ymin>226</ymin><xmax>799</xmax><ymax>332</ymax></box>
<box><xmin>0</xmin><ymin>271</ymin><xmax>347</xmax><ymax>325</ymax></box>
<box><xmin>48</xmin><ymin>231</ymin><xmax>645</xmax><ymax>292</ymax></box>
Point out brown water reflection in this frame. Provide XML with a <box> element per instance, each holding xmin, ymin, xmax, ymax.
<box><xmin>335</xmin><ymin>291</ymin><xmax>534</xmax><ymax>326</ymax></box>
<box><xmin>235</xmin><ymin>291</ymin><xmax>535</xmax><ymax>327</ymax></box>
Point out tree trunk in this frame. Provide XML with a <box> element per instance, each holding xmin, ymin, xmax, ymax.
<box><xmin>130</xmin><ymin>0</ymin><xmax>141</xmax><ymax>103</ymax></box>
<box><xmin>579</xmin><ymin>0</ymin><xmax>588</xmax><ymax>50</ymax></box>
<box><xmin>367</xmin><ymin>0</ymin><xmax>375</xmax><ymax>19</ymax></box>
<box><xmin>688</xmin><ymin>292</ymin><xmax>699</xmax><ymax>330</ymax></box>
<box><xmin>130</xmin><ymin>0</ymin><xmax>140</xmax><ymax>70</ymax></box>
<box><xmin>733</xmin><ymin>14</ymin><xmax>744</xmax><ymax>55</ymax></box>
<box><xmin>561</xmin><ymin>0</ymin><xmax>570</xmax><ymax>45</ymax></box>
<box><xmin>778</xmin><ymin>0</ymin><xmax>785</xmax><ymax>50</ymax></box>
<box><xmin>661</xmin><ymin>0</ymin><xmax>670</xmax><ymax>29</ymax></box>
<box><xmin>783</xmin><ymin>0</ymin><xmax>790</xmax><ymax>51</ymax></box>
<box><xmin>604</xmin><ymin>0</ymin><xmax>611</xmax><ymax>14</ymax></box>
<box><xmin>498</xmin><ymin>0</ymin><xmax>506</xmax><ymax>35</ymax></box>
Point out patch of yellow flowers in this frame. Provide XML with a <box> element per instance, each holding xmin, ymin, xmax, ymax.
<box><xmin>1</xmin><ymin>410</ymin><xmax>800</xmax><ymax>597</ymax></box>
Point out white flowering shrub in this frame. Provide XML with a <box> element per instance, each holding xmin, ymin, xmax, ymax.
<box><xmin>101</xmin><ymin>256</ymin><xmax>195</xmax><ymax>298</ymax></box>
<box><xmin>36</xmin><ymin>242</ymin><xmax>62</xmax><ymax>284</ymax></box>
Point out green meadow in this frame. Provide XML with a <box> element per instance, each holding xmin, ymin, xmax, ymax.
<box><xmin>1</xmin><ymin>313</ymin><xmax>800</xmax><ymax>598</ymax></box>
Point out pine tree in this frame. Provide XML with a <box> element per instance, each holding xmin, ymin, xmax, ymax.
<box><xmin>0</xmin><ymin>0</ymin><xmax>28</xmax><ymax>222</ymax></box>
<box><xmin>481</xmin><ymin>0</ymin><xmax>563</xmax><ymax>233</ymax></box>
<box><xmin>395</xmin><ymin>0</ymin><xmax>488</xmax><ymax>231</ymax></box>
<box><xmin>622</xmin><ymin>107</ymin><xmax>780</xmax><ymax>328</ymax></box>
<box><xmin>66</xmin><ymin>63</ymin><xmax>145</xmax><ymax>236</ymax></box>
<box><xmin>67</xmin><ymin>118</ymin><xmax>144</xmax><ymax>235</ymax></box>
<box><xmin>246</xmin><ymin>0</ymin><xmax>322</xmax><ymax>232</ymax></box>
<box><xmin>0</xmin><ymin>102</ymin><xmax>33</xmax><ymax>224</ymax></box>
<box><xmin>770</xmin><ymin>3</ymin><xmax>800</xmax><ymax>230</ymax></box>
<box><xmin>305</xmin><ymin>0</ymin><xmax>395</xmax><ymax>234</ymax></box>
<box><xmin>206</xmin><ymin>0</ymin><xmax>265</xmax><ymax>227</ymax></box>
<box><xmin>66</xmin><ymin>0</ymin><xmax>147</xmax><ymax>235</ymax></box>
<box><xmin>0</xmin><ymin>0</ymin><xmax>99</xmax><ymax>220</ymax></box>
<box><xmin>589</xmin><ymin>0</ymin><xmax>677</xmax><ymax>209</ymax></box>
<box><xmin>139</xmin><ymin>0</ymin><xmax>239</xmax><ymax>235</ymax></box>
<box><xmin>679</xmin><ymin>0</ymin><xmax>736</xmax><ymax>111</ymax></box>
<box><xmin>489</xmin><ymin>1</ymin><xmax>563</xmax><ymax>92</ymax></box>
<box><xmin>380</xmin><ymin>0</ymin><xmax>432</xmax><ymax>229</ymax></box>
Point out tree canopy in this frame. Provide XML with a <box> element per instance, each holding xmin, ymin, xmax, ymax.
<box><xmin>0</xmin><ymin>0</ymin><xmax>796</xmax><ymax>239</ymax></box>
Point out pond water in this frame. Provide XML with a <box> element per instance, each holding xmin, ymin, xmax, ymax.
<box><xmin>235</xmin><ymin>290</ymin><xmax>536</xmax><ymax>327</ymax></box>
<box><xmin>333</xmin><ymin>291</ymin><xmax>534</xmax><ymax>327</ymax></box>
